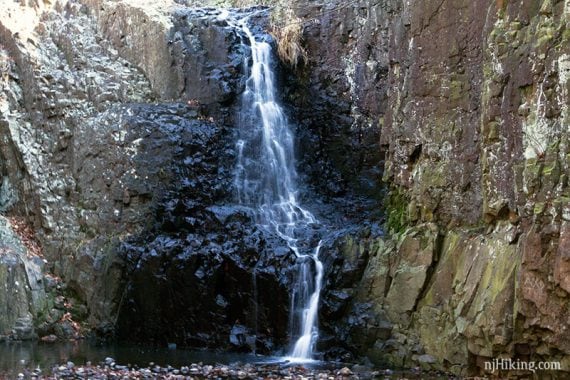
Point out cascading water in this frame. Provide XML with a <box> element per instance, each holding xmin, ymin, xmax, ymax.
<box><xmin>289</xmin><ymin>244</ymin><xmax>323</xmax><ymax>360</ymax></box>
<box><xmin>221</xmin><ymin>9</ymin><xmax>324</xmax><ymax>361</ymax></box>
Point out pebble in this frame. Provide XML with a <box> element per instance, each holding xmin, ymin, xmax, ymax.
<box><xmin>338</xmin><ymin>367</ymin><xmax>353</xmax><ymax>376</ymax></box>
<box><xmin>40</xmin><ymin>334</ymin><xmax>58</xmax><ymax>343</ymax></box>
<box><xmin>3</xmin><ymin>357</ymin><xmax>457</xmax><ymax>380</ymax></box>
<box><xmin>190</xmin><ymin>366</ymin><xmax>200</xmax><ymax>374</ymax></box>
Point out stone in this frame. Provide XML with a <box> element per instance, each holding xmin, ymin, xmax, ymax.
<box><xmin>338</xmin><ymin>367</ymin><xmax>352</xmax><ymax>376</ymax></box>
<box><xmin>554</xmin><ymin>222</ymin><xmax>570</xmax><ymax>294</ymax></box>
<box><xmin>384</xmin><ymin>224</ymin><xmax>438</xmax><ymax>323</ymax></box>
<box><xmin>0</xmin><ymin>217</ymin><xmax>47</xmax><ymax>341</ymax></box>
<box><xmin>416</xmin><ymin>354</ymin><xmax>436</xmax><ymax>364</ymax></box>
<box><xmin>40</xmin><ymin>334</ymin><xmax>57</xmax><ymax>342</ymax></box>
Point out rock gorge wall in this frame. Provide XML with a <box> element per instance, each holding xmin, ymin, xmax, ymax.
<box><xmin>0</xmin><ymin>0</ymin><xmax>309</xmax><ymax>354</ymax></box>
<box><xmin>0</xmin><ymin>0</ymin><xmax>269</xmax><ymax>343</ymax></box>
<box><xmin>275</xmin><ymin>0</ymin><xmax>570</xmax><ymax>376</ymax></box>
<box><xmin>0</xmin><ymin>0</ymin><xmax>569</xmax><ymax>378</ymax></box>
<box><xmin>1</xmin><ymin>0</ymin><xmax>161</xmax><ymax>339</ymax></box>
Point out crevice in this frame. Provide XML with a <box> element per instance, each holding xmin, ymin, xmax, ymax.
<box><xmin>408</xmin><ymin>143</ymin><xmax>422</xmax><ymax>166</ymax></box>
<box><xmin>383</xmin><ymin>273</ymin><xmax>392</xmax><ymax>299</ymax></box>
<box><xmin>411</xmin><ymin>231</ymin><xmax>445</xmax><ymax>313</ymax></box>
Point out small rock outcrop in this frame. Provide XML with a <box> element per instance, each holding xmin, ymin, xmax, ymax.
<box><xmin>0</xmin><ymin>216</ymin><xmax>46</xmax><ymax>341</ymax></box>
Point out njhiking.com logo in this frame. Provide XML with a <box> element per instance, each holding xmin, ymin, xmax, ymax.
<box><xmin>484</xmin><ymin>358</ymin><xmax>562</xmax><ymax>374</ymax></box>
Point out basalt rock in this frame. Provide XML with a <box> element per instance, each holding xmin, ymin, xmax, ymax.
<box><xmin>2</xmin><ymin>0</ymin><xmax>569</xmax><ymax>377</ymax></box>
<box><xmin>117</xmin><ymin>201</ymin><xmax>293</xmax><ymax>353</ymax></box>
<box><xmin>266</xmin><ymin>0</ymin><xmax>569</xmax><ymax>376</ymax></box>
<box><xmin>0</xmin><ymin>216</ymin><xmax>46</xmax><ymax>341</ymax></box>
<box><xmin>0</xmin><ymin>0</ymin><xmax>249</xmax><ymax>339</ymax></box>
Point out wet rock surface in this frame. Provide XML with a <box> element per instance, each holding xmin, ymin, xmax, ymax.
<box><xmin>281</xmin><ymin>1</ymin><xmax>389</xmax><ymax>201</ymax></box>
<box><xmin>117</xmin><ymin>201</ymin><xmax>294</xmax><ymax>352</ymax></box>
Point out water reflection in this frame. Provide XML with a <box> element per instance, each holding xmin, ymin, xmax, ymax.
<box><xmin>0</xmin><ymin>340</ymin><xmax>261</xmax><ymax>375</ymax></box>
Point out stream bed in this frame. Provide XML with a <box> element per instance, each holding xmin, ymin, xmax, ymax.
<box><xmin>0</xmin><ymin>341</ymin><xmax>456</xmax><ymax>379</ymax></box>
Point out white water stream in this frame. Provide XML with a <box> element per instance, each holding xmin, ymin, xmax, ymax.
<box><xmin>222</xmin><ymin>10</ymin><xmax>323</xmax><ymax>361</ymax></box>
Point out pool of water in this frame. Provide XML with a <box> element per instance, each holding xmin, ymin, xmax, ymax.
<box><xmin>0</xmin><ymin>340</ymin><xmax>271</xmax><ymax>375</ymax></box>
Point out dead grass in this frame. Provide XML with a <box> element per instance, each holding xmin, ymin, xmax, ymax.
<box><xmin>270</xmin><ymin>8</ymin><xmax>308</xmax><ymax>68</ymax></box>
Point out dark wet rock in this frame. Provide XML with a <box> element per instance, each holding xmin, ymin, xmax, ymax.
<box><xmin>229</xmin><ymin>324</ymin><xmax>254</xmax><ymax>352</ymax></box>
<box><xmin>280</xmin><ymin>1</ymin><xmax>388</xmax><ymax>202</ymax></box>
<box><xmin>117</xmin><ymin>199</ymin><xmax>294</xmax><ymax>354</ymax></box>
<box><xmin>166</xmin><ymin>8</ymin><xmax>248</xmax><ymax>106</ymax></box>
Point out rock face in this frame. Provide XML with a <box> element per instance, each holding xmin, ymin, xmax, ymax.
<box><xmin>117</xmin><ymin>203</ymin><xmax>293</xmax><ymax>353</ymax></box>
<box><xmin>1</xmin><ymin>0</ymin><xmax>159</xmax><ymax>336</ymax></box>
<box><xmin>0</xmin><ymin>216</ymin><xmax>47</xmax><ymax>341</ymax></box>
<box><xmin>0</xmin><ymin>0</ymin><xmax>306</xmax><ymax>355</ymax></box>
<box><xmin>283</xmin><ymin>1</ymin><xmax>389</xmax><ymax>199</ymax></box>
<box><xmin>273</xmin><ymin>0</ymin><xmax>570</xmax><ymax>377</ymax></box>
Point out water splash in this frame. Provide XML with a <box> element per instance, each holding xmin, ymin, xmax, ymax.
<box><xmin>223</xmin><ymin>9</ymin><xmax>323</xmax><ymax>361</ymax></box>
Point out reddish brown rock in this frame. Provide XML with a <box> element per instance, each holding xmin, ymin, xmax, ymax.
<box><xmin>554</xmin><ymin>223</ymin><xmax>570</xmax><ymax>294</ymax></box>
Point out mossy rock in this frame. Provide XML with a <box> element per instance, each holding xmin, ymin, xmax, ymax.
<box><xmin>534</xmin><ymin>202</ymin><xmax>546</xmax><ymax>215</ymax></box>
<box><xmin>385</xmin><ymin>187</ymin><xmax>410</xmax><ymax>234</ymax></box>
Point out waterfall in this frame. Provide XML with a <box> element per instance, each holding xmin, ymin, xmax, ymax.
<box><xmin>222</xmin><ymin>10</ymin><xmax>323</xmax><ymax>361</ymax></box>
<box><xmin>289</xmin><ymin>243</ymin><xmax>323</xmax><ymax>360</ymax></box>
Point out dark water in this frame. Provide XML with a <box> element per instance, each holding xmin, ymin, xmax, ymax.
<box><xmin>0</xmin><ymin>341</ymin><xmax>456</xmax><ymax>379</ymax></box>
<box><xmin>0</xmin><ymin>341</ymin><xmax>267</xmax><ymax>375</ymax></box>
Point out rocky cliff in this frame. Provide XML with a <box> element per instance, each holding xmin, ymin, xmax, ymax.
<box><xmin>0</xmin><ymin>0</ymin><xmax>569</xmax><ymax>378</ymax></box>
<box><xmin>278</xmin><ymin>0</ymin><xmax>570</xmax><ymax>377</ymax></box>
<box><xmin>0</xmin><ymin>0</ymin><xmax>297</xmax><ymax>351</ymax></box>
